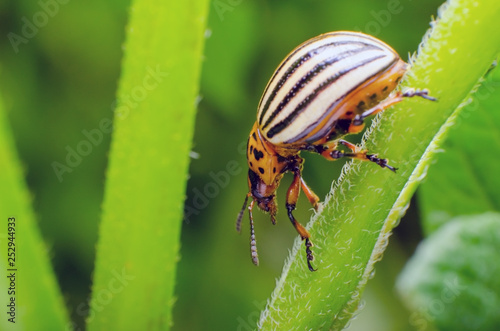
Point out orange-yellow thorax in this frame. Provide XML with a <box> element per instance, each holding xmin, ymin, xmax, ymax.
<box><xmin>246</xmin><ymin>122</ymin><xmax>291</xmax><ymax>187</ymax></box>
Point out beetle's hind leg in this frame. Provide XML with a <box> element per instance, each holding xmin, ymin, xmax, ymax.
<box><xmin>349</xmin><ymin>88</ymin><xmax>436</xmax><ymax>131</ymax></box>
<box><xmin>319</xmin><ymin>89</ymin><xmax>436</xmax><ymax>171</ymax></box>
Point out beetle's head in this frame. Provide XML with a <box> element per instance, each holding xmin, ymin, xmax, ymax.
<box><xmin>235</xmin><ymin>168</ymin><xmax>280</xmax><ymax>232</ymax></box>
<box><xmin>247</xmin><ymin>168</ymin><xmax>279</xmax><ymax>219</ymax></box>
<box><xmin>238</xmin><ymin>122</ymin><xmax>291</xmax><ymax>224</ymax></box>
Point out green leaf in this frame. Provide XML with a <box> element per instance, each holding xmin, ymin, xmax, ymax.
<box><xmin>397</xmin><ymin>213</ymin><xmax>500</xmax><ymax>331</ymax></box>
<box><xmin>418</xmin><ymin>64</ymin><xmax>500</xmax><ymax>235</ymax></box>
<box><xmin>0</xmin><ymin>95</ymin><xmax>69</xmax><ymax>329</ymax></box>
<box><xmin>86</xmin><ymin>1</ymin><xmax>209</xmax><ymax>330</ymax></box>
<box><xmin>258</xmin><ymin>1</ymin><xmax>500</xmax><ymax>329</ymax></box>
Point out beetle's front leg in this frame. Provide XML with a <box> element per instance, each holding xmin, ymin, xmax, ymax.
<box><xmin>286</xmin><ymin>162</ymin><xmax>317</xmax><ymax>272</ymax></box>
<box><xmin>319</xmin><ymin>139</ymin><xmax>396</xmax><ymax>172</ymax></box>
<box><xmin>300</xmin><ymin>177</ymin><xmax>320</xmax><ymax>211</ymax></box>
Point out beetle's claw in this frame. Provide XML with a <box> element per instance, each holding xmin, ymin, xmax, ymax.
<box><xmin>366</xmin><ymin>154</ymin><xmax>397</xmax><ymax>172</ymax></box>
<box><xmin>403</xmin><ymin>88</ymin><xmax>437</xmax><ymax>101</ymax></box>
<box><xmin>305</xmin><ymin>238</ymin><xmax>317</xmax><ymax>272</ymax></box>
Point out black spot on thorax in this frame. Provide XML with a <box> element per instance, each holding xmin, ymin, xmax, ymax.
<box><xmin>253</xmin><ymin>148</ymin><xmax>264</xmax><ymax>161</ymax></box>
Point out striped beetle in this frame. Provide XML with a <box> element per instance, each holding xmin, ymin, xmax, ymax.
<box><xmin>236</xmin><ymin>31</ymin><xmax>435</xmax><ymax>271</ymax></box>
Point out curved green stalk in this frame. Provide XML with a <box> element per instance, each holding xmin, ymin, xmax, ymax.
<box><xmin>87</xmin><ymin>1</ymin><xmax>209</xmax><ymax>330</ymax></box>
<box><xmin>258</xmin><ymin>0</ymin><xmax>500</xmax><ymax>329</ymax></box>
<box><xmin>0</xmin><ymin>96</ymin><xmax>69</xmax><ymax>329</ymax></box>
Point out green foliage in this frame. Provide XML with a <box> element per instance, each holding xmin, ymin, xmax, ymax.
<box><xmin>259</xmin><ymin>0</ymin><xmax>500</xmax><ymax>329</ymax></box>
<box><xmin>419</xmin><ymin>63</ymin><xmax>500</xmax><ymax>234</ymax></box>
<box><xmin>87</xmin><ymin>0</ymin><xmax>209</xmax><ymax>330</ymax></box>
<box><xmin>397</xmin><ymin>213</ymin><xmax>500</xmax><ymax>331</ymax></box>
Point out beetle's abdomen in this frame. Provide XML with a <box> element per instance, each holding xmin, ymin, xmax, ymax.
<box><xmin>257</xmin><ymin>31</ymin><xmax>403</xmax><ymax>145</ymax></box>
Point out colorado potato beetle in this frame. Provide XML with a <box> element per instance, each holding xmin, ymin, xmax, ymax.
<box><xmin>236</xmin><ymin>31</ymin><xmax>435</xmax><ymax>272</ymax></box>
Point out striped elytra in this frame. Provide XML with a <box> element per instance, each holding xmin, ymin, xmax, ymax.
<box><xmin>237</xmin><ymin>31</ymin><xmax>435</xmax><ymax>272</ymax></box>
<box><xmin>257</xmin><ymin>31</ymin><xmax>404</xmax><ymax>145</ymax></box>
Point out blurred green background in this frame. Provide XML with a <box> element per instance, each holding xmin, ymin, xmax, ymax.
<box><xmin>0</xmin><ymin>0</ymin><xmax>445</xmax><ymax>330</ymax></box>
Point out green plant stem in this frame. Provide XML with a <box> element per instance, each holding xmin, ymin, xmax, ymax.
<box><xmin>258</xmin><ymin>0</ymin><xmax>500</xmax><ymax>330</ymax></box>
<box><xmin>0</xmin><ymin>96</ymin><xmax>69</xmax><ymax>329</ymax></box>
<box><xmin>87</xmin><ymin>1</ymin><xmax>209</xmax><ymax>330</ymax></box>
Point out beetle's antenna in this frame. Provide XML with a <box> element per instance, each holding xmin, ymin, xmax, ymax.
<box><xmin>248</xmin><ymin>200</ymin><xmax>259</xmax><ymax>266</ymax></box>
<box><xmin>236</xmin><ymin>193</ymin><xmax>249</xmax><ymax>233</ymax></box>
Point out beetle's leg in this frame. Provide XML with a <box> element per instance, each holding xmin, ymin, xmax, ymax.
<box><xmin>319</xmin><ymin>139</ymin><xmax>396</xmax><ymax>172</ymax></box>
<box><xmin>270</xmin><ymin>203</ymin><xmax>277</xmax><ymax>225</ymax></box>
<box><xmin>339</xmin><ymin>139</ymin><xmax>396</xmax><ymax>171</ymax></box>
<box><xmin>248</xmin><ymin>199</ymin><xmax>259</xmax><ymax>266</ymax></box>
<box><xmin>350</xmin><ymin>89</ymin><xmax>436</xmax><ymax>132</ymax></box>
<box><xmin>286</xmin><ymin>164</ymin><xmax>317</xmax><ymax>272</ymax></box>
<box><xmin>325</xmin><ymin>89</ymin><xmax>435</xmax><ymax>170</ymax></box>
<box><xmin>285</xmin><ymin>165</ymin><xmax>310</xmax><ymax>240</ymax></box>
<box><xmin>300</xmin><ymin>177</ymin><xmax>320</xmax><ymax>211</ymax></box>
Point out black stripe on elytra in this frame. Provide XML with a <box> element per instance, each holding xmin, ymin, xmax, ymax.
<box><xmin>261</xmin><ymin>43</ymin><xmax>380</xmax><ymax>131</ymax></box>
<box><xmin>258</xmin><ymin>54</ymin><xmax>312</xmax><ymax>125</ymax></box>
<box><xmin>266</xmin><ymin>53</ymin><xmax>389</xmax><ymax>140</ymax></box>
<box><xmin>258</xmin><ymin>40</ymin><xmax>382</xmax><ymax>125</ymax></box>
<box><xmin>287</xmin><ymin>56</ymin><xmax>399</xmax><ymax>144</ymax></box>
